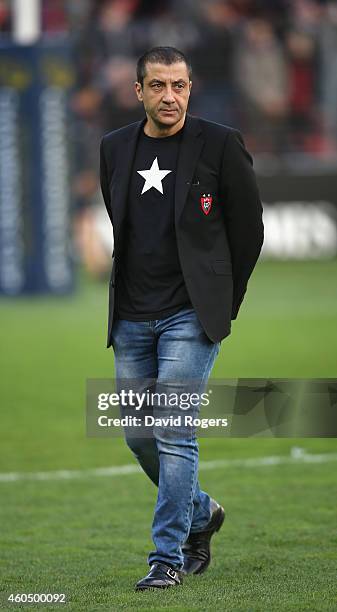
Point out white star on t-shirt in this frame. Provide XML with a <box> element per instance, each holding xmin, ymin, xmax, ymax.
<box><xmin>137</xmin><ymin>157</ymin><xmax>172</xmax><ymax>195</ymax></box>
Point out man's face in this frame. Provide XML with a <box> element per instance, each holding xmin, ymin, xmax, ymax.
<box><xmin>135</xmin><ymin>61</ymin><xmax>192</xmax><ymax>129</ymax></box>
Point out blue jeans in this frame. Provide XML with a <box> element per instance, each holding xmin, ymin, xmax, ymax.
<box><xmin>110</xmin><ymin>307</ymin><xmax>220</xmax><ymax>570</ymax></box>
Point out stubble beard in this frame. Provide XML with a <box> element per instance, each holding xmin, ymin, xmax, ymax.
<box><xmin>149</xmin><ymin>107</ymin><xmax>184</xmax><ymax>132</ymax></box>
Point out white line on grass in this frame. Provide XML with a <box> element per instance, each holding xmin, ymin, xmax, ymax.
<box><xmin>1</xmin><ymin>448</ymin><xmax>337</xmax><ymax>483</ymax></box>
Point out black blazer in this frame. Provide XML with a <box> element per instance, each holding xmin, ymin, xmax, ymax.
<box><xmin>100</xmin><ymin>113</ymin><xmax>264</xmax><ymax>348</ymax></box>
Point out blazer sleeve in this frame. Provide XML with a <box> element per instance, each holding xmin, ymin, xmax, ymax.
<box><xmin>220</xmin><ymin>129</ymin><xmax>264</xmax><ymax>319</ymax></box>
<box><xmin>100</xmin><ymin>137</ymin><xmax>113</xmax><ymax>226</ymax></box>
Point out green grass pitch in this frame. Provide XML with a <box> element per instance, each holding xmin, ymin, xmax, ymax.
<box><xmin>0</xmin><ymin>261</ymin><xmax>337</xmax><ymax>611</ymax></box>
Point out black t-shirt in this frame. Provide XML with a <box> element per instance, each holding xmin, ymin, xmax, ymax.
<box><xmin>115</xmin><ymin>126</ymin><xmax>191</xmax><ymax>320</ymax></box>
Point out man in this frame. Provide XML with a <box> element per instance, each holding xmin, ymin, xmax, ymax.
<box><xmin>100</xmin><ymin>46</ymin><xmax>264</xmax><ymax>591</ymax></box>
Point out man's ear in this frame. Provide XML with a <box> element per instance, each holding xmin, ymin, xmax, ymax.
<box><xmin>134</xmin><ymin>81</ymin><xmax>143</xmax><ymax>102</ymax></box>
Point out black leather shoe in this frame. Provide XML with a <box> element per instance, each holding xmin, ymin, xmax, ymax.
<box><xmin>135</xmin><ymin>563</ymin><xmax>183</xmax><ymax>591</ymax></box>
<box><xmin>182</xmin><ymin>499</ymin><xmax>225</xmax><ymax>575</ymax></box>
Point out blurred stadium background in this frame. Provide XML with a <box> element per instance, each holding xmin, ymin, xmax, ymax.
<box><xmin>1</xmin><ymin>1</ymin><xmax>337</xmax><ymax>609</ymax></box>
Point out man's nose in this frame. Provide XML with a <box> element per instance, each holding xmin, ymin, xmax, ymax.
<box><xmin>162</xmin><ymin>87</ymin><xmax>175</xmax><ymax>104</ymax></box>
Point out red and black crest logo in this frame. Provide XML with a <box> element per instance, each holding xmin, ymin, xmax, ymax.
<box><xmin>200</xmin><ymin>193</ymin><xmax>213</xmax><ymax>215</ymax></box>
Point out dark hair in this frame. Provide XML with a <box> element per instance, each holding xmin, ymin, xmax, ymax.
<box><xmin>136</xmin><ymin>46</ymin><xmax>192</xmax><ymax>87</ymax></box>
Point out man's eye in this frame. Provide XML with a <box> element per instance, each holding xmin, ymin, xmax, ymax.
<box><xmin>175</xmin><ymin>83</ymin><xmax>184</xmax><ymax>89</ymax></box>
<box><xmin>152</xmin><ymin>83</ymin><xmax>162</xmax><ymax>89</ymax></box>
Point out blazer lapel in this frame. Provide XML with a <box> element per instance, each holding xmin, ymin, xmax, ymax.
<box><xmin>111</xmin><ymin>117</ymin><xmax>146</xmax><ymax>249</ymax></box>
<box><xmin>175</xmin><ymin>114</ymin><xmax>204</xmax><ymax>226</ymax></box>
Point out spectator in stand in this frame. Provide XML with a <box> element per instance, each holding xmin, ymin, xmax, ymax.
<box><xmin>42</xmin><ymin>0</ymin><xmax>69</xmax><ymax>32</ymax></box>
<box><xmin>232</xmin><ymin>0</ymin><xmax>291</xmax><ymax>36</ymax></box>
<box><xmin>228</xmin><ymin>0</ymin><xmax>256</xmax><ymax>18</ymax></box>
<box><xmin>189</xmin><ymin>0</ymin><xmax>240</xmax><ymax>126</ymax></box>
<box><xmin>235</xmin><ymin>17</ymin><xmax>289</xmax><ymax>153</ymax></box>
<box><xmin>71</xmin><ymin>0</ymin><xmax>145</xmax><ymax>278</ymax></box>
<box><xmin>146</xmin><ymin>2</ymin><xmax>198</xmax><ymax>51</ymax></box>
<box><xmin>291</xmin><ymin>0</ymin><xmax>324</xmax><ymax>36</ymax></box>
<box><xmin>286</xmin><ymin>29</ymin><xmax>319</xmax><ymax>152</ymax></box>
<box><xmin>0</xmin><ymin>0</ymin><xmax>11</xmax><ymax>32</ymax></box>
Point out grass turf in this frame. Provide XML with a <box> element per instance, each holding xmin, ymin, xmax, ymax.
<box><xmin>1</xmin><ymin>458</ymin><xmax>336</xmax><ymax>611</ymax></box>
<box><xmin>0</xmin><ymin>261</ymin><xmax>337</xmax><ymax>610</ymax></box>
